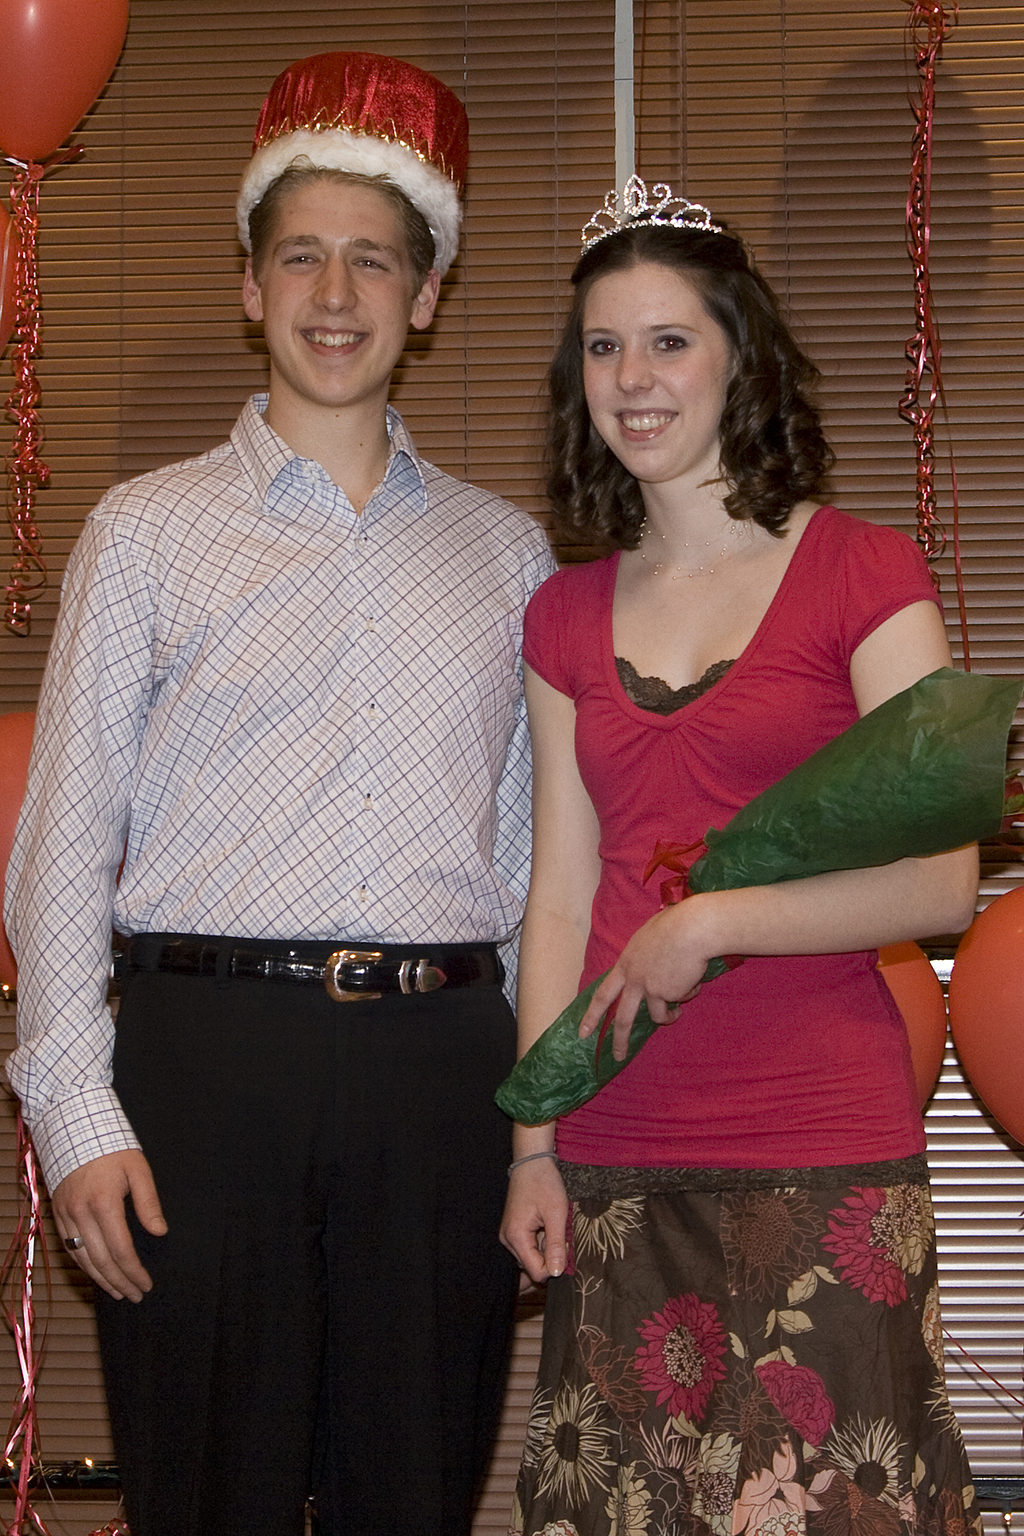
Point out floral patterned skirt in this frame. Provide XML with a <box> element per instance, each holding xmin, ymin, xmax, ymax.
<box><xmin>512</xmin><ymin>1157</ymin><xmax>982</xmax><ymax>1536</ymax></box>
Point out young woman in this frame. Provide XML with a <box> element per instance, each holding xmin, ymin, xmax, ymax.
<box><xmin>500</xmin><ymin>184</ymin><xmax>981</xmax><ymax>1536</ymax></box>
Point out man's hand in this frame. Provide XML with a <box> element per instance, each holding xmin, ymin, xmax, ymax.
<box><xmin>52</xmin><ymin>1151</ymin><xmax>167</xmax><ymax>1302</ymax></box>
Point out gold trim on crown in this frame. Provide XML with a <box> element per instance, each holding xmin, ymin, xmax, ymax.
<box><xmin>256</xmin><ymin>112</ymin><xmax>462</xmax><ymax>186</ymax></box>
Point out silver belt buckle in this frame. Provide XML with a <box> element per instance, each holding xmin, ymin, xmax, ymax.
<box><xmin>399</xmin><ymin>958</ymin><xmax>447</xmax><ymax>994</ymax></box>
<box><xmin>324</xmin><ymin>948</ymin><xmax>384</xmax><ymax>1002</ymax></box>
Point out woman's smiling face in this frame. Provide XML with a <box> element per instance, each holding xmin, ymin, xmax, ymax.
<box><xmin>581</xmin><ymin>260</ymin><xmax>735</xmax><ymax>495</ymax></box>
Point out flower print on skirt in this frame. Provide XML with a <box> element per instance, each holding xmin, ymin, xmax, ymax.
<box><xmin>511</xmin><ymin>1157</ymin><xmax>982</xmax><ymax>1536</ymax></box>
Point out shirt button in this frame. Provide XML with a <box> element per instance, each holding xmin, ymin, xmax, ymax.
<box><xmin>363</xmin><ymin>794</ymin><xmax>373</xmax><ymax>810</ymax></box>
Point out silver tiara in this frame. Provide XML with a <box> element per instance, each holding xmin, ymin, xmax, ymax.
<box><xmin>581</xmin><ymin>174</ymin><xmax>723</xmax><ymax>254</ymax></box>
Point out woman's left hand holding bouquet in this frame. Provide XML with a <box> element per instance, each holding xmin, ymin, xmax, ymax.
<box><xmin>578</xmin><ymin>896</ymin><xmax>712</xmax><ymax>1059</ymax></box>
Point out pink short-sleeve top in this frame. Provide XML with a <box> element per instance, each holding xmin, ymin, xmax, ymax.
<box><xmin>523</xmin><ymin>507</ymin><xmax>944</xmax><ymax>1169</ymax></box>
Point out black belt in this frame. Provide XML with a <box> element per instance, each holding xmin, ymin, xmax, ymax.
<box><xmin>121</xmin><ymin>934</ymin><xmax>503</xmax><ymax>1002</ymax></box>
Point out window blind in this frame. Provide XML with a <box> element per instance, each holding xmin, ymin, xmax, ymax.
<box><xmin>0</xmin><ymin>0</ymin><xmax>616</xmax><ymax>696</ymax></box>
<box><xmin>633</xmin><ymin>2</ymin><xmax>1024</xmax><ymax>1512</ymax></box>
<box><xmin>635</xmin><ymin>0</ymin><xmax>1023</xmax><ymax>905</ymax></box>
<box><xmin>0</xmin><ymin>6</ymin><xmax>615</xmax><ymax>1531</ymax></box>
<box><xmin>3</xmin><ymin>5</ymin><xmax>1021</xmax><ymax>1531</ymax></box>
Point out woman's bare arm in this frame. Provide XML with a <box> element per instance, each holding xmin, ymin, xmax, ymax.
<box><xmin>499</xmin><ymin>666</ymin><xmax>602</xmax><ymax>1283</ymax></box>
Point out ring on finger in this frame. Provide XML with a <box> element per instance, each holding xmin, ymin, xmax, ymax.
<box><xmin>63</xmin><ymin>1235</ymin><xmax>84</xmax><ymax>1252</ymax></box>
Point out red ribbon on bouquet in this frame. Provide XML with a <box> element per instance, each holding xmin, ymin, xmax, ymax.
<box><xmin>643</xmin><ymin>839</ymin><xmax>744</xmax><ymax>973</ymax></box>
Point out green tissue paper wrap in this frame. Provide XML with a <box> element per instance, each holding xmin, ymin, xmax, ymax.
<box><xmin>495</xmin><ymin>667</ymin><xmax>1022</xmax><ymax>1125</ymax></box>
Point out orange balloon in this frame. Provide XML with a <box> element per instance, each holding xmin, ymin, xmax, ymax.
<box><xmin>877</xmin><ymin>941</ymin><xmax>948</xmax><ymax>1108</ymax></box>
<box><xmin>0</xmin><ymin>205</ymin><xmax>15</xmax><ymax>353</ymax></box>
<box><xmin>948</xmin><ymin>888</ymin><xmax>1024</xmax><ymax>1143</ymax></box>
<box><xmin>0</xmin><ymin>0</ymin><xmax>129</xmax><ymax>163</ymax></box>
<box><xmin>0</xmin><ymin>713</ymin><xmax>35</xmax><ymax>991</ymax></box>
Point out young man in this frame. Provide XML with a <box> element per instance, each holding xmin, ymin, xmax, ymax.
<box><xmin>6</xmin><ymin>52</ymin><xmax>553</xmax><ymax>1536</ymax></box>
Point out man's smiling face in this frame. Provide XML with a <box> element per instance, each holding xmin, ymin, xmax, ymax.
<box><xmin>242</xmin><ymin>178</ymin><xmax>439</xmax><ymax>426</ymax></box>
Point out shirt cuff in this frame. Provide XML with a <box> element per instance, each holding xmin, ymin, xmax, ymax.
<box><xmin>29</xmin><ymin>1087</ymin><xmax>142</xmax><ymax>1194</ymax></box>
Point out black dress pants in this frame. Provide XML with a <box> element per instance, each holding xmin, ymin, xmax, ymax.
<box><xmin>95</xmin><ymin>960</ymin><xmax>519</xmax><ymax>1536</ymax></box>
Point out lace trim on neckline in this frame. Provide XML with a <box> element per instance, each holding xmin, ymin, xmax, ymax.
<box><xmin>615</xmin><ymin>655</ymin><xmax>735</xmax><ymax>715</ymax></box>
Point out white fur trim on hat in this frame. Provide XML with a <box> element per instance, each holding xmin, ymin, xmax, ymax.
<box><xmin>237</xmin><ymin>128</ymin><xmax>462</xmax><ymax>275</ymax></box>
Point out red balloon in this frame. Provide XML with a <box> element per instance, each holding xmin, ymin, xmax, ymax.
<box><xmin>0</xmin><ymin>713</ymin><xmax>35</xmax><ymax>991</ymax></box>
<box><xmin>0</xmin><ymin>204</ymin><xmax>15</xmax><ymax>353</ymax></box>
<box><xmin>0</xmin><ymin>0</ymin><xmax>129</xmax><ymax>163</ymax></box>
<box><xmin>948</xmin><ymin>887</ymin><xmax>1024</xmax><ymax>1143</ymax></box>
<box><xmin>877</xmin><ymin>941</ymin><xmax>948</xmax><ymax>1108</ymax></box>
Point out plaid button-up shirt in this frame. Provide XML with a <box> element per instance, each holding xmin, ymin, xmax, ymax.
<box><xmin>6</xmin><ymin>396</ymin><xmax>554</xmax><ymax>1189</ymax></box>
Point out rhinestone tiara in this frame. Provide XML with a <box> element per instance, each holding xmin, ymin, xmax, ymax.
<box><xmin>581</xmin><ymin>174</ymin><xmax>723</xmax><ymax>255</ymax></box>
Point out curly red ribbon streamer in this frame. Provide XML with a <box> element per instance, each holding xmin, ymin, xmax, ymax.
<box><xmin>1</xmin><ymin>1108</ymin><xmax>52</xmax><ymax>1535</ymax></box>
<box><xmin>898</xmin><ymin>3</ymin><xmax>971</xmax><ymax>668</ymax></box>
<box><xmin>4</xmin><ymin>162</ymin><xmax>48</xmax><ymax>639</ymax></box>
<box><xmin>942</xmin><ymin>1327</ymin><xmax>1024</xmax><ymax>1413</ymax></box>
<box><xmin>3</xmin><ymin>147</ymin><xmax>81</xmax><ymax>638</ymax></box>
<box><xmin>0</xmin><ymin>1109</ymin><xmax>130</xmax><ymax>1535</ymax></box>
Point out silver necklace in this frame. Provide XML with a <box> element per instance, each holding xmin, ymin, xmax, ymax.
<box><xmin>637</xmin><ymin>517</ymin><xmax>741</xmax><ymax>579</ymax></box>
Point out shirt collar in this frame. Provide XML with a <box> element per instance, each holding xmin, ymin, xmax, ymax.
<box><xmin>231</xmin><ymin>394</ymin><xmax>427</xmax><ymax>518</ymax></box>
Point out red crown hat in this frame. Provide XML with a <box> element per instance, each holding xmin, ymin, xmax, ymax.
<box><xmin>237</xmin><ymin>52</ymin><xmax>469</xmax><ymax>276</ymax></box>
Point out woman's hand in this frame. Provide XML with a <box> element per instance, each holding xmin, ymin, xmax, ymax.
<box><xmin>500</xmin><ymin>1156</ymin><xmax>570</xmax><ymax>1285</ymax></box>
<box><xmin>578</xmin><ymin>898</ymin><xmax>712</xmax><ymax>1060</ymax></box>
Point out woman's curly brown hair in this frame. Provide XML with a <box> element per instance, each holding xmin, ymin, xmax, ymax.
<box><xmin>547</xmin><ymin>222</ymin><xmax>835</xmax><ymax>548</ymax></box>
